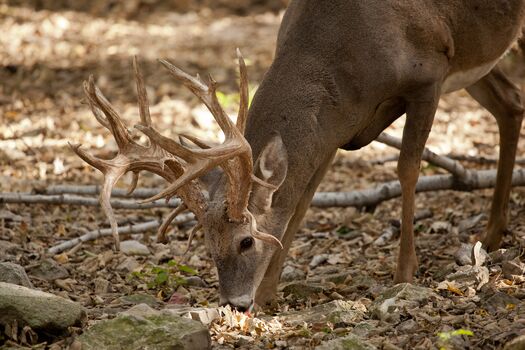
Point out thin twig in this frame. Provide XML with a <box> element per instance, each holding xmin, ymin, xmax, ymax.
<box><xmin>48</xmin><ymin>213</ymin><xmax>195</xmax><ymax>255</ymax></box>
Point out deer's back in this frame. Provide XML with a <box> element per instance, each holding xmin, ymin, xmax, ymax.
<box><xmin>277</xmin><ymin>0</ymin><xmax>525</xmax><ymax>76</ymax></box>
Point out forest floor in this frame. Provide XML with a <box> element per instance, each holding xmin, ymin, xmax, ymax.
<box><xmin>1</xmin><ymin>3</ymin><xmax>525</xmax><ymax>349</ymax></box>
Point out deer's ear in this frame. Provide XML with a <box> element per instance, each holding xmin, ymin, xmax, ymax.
<box><xmin>249</xmin><ymin>134</ymin><xmax>288</xmax><ymax>213</ymax></box>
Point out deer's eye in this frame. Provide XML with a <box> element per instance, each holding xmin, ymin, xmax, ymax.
<box><xmin>240</xmin><ymin>237</ymin><xmax>254</xmax><ymax>252</ymax></box>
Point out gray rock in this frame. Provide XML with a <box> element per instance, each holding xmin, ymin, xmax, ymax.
<box><xmin>396</xmin><ymin>318</ymin><xmax>418</xmax><ymax>332</ymax></box>
<box><xmin>482</xmin><ymin>291</ymin><xmax>520</xmax><ymax>314</ymax></box>
<box><xmin>352</xmin><ymin>320</ymin><xmax>379</xmax><ymax>338</ymax></box>
<box><xmin>0</xmin><ymin>282</ymin><xmax>86</xmax><ymax>331</ymax></box>
<box><xmin>454</xmin><ymin>243</ymin><xmax>473</xmax><ymax>266</ymax></box>
<box><xmin>471</xmin><ymin>241</ymin><xmax>488</xmax><ymax>267</ymax></box>
<box><xmin>309</xmin><ymin>271</ymin><xmax>351</xmax><ymax>285</ymax></box>
<box><xmin>281</xmin><ymin>281</ymin><xmax>326</xmax><ymax>299</ymax></box>
<box><xmin>184</xmin><ymin>276</ymin><xmax>208</xmax><ymax>288</ymax></box>
<box><xmin>26</xmin><ymin>258</ymin><xmax>69</xmax><ymax>281</ymax></box>
<box><xmin>310</xmin><ymin>254</ymin><xmax>329</xmax><ymax>268</ymax></box>
<box><xmin>280</xmin><ymin>300</ymin><xmax>365</xmax><ymax>326</ymax></box>
<box><xmin>0</xmin><ymin>240</ymin><xmax>18</xmax><ymax>257</ymax></box>
<box><xmin>454</xmin><ymin>242</ymin><xmax>489</xmax><ymax>267</ymax></box>
<box><xmin>124</xmin><ymin>303</ymin><xmax>219</xmax><ymax>326</ymax></box>
<box><xmin>502</xmin><ymin>259</ymin><xmax>525</xmax><ymax>278</ymax></box>
<box><xmin>121</xmin><ymin>303</ymin><xmax>161</xmax><ymax>318</ymax></box>
<box><xmin>315</xmin><ymin>334</ymin><xmax>377</xmax><ymax>350</ymax></box>
<box><xmin>446</xmin><ymin>265</ymin><xmax>490</xmax><ymax>290</ymax></box>
<box><xmin>78</xmin><ymin>313</ymin><xmax>210</xmax><ymax>350</ymax></box>
<box><xmin>0</xmin><ymin>262</ymin><xmax>33</xmax><ymax>288</ymax></box>
<box><xmin>94</xmin><ymin>277</ymin><xmax>111</xmax><ymax>294</ymax></box>
<box><xmin>120</xmin><ymin>240</ymin><xmax>150</xmax><ymax>256</ymax></box>
<box><xmin>370</xmin><ymin>283</ymin><xmax>440</xmax><ymax>323</ymax></box>
<box><xmin>457</xmin><ymin>214</ymin><xmax>485</xmax><ymax>233</ymax></box>
<box><xmin>117</xmin><ymin>256</ymin><xmax>140</xmax><ymax>272</ymax></box>
<box><xmin>504</xmin><ymin>334</ymin><xmax>525</xmax><ymax>350</ymax></box>
<box><xmin>489</xmin><ymin>248</ymin><xmax>520</xmax><ymax>264</ymax></box>
<box><xmin>120</xmin><ymin>294</ymin><xmax>162</xmax><ymax>307</ymax></box>
<box><xmin>165</xmin><ymin>305</ymin><xmax>220</xmax><ymax>325</ymax></box>
<box><xmin>325</xmin><ymin>272</ymin><xmax>352</xmax><ymax>284</ymax></box>
<box><xmin>281</xmin><ymin>265</ymin><xmax>306</xmax><ymax>282</ymax></box>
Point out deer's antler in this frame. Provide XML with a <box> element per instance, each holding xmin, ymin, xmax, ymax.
<box><xmin>71</xmin><ymin>57</ymin><xmax>207</xmax><ymax>250</ymax></box>
<box><xmin>136</xmin><ymin>51</ymin><xmax>253</xmax><ymax>222</ymax></box>
<box><xmin>74</xmin><ymin>52</ymin><xmax>282</xmax><ymax>250</ymax></box>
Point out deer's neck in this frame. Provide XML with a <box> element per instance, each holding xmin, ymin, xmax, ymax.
<box><xmin>244</xmin><ymin>58</ymin><xmax>349</xmax><ymax>220</ymax></box>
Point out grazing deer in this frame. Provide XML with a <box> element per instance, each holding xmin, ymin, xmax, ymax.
<box><xmin>74</xmin><ymin>1</ymin><xmax>525</xmax><ymax>311</ymax></box>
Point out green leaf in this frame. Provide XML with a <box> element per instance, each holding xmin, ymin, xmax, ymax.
<box><xmin>437</xmin><ymin>329</ymin><xmax>474</xmax><ymax>341</ymax></box>
<box><xmin>178</xmin><ymin>264</ymin><xmax>198</xmax><ymax>275</ymax></box>
<box><xmin>154</xmin><ymin>270</ymin><xmax>169</xmax><ymax>285</ymax></box>
<box><xmin>336</xmin><ymin>226</ymin><xmax>351</xmax><ymax>235</ymax></box>
<box><xmin>167</xmin><ymin>260</ymin><xmax>178</xmax><ymax>267</ymax></box>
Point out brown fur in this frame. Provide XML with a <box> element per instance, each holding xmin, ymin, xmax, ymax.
<box><xmin>205</xmin><ymin>0</ymin><xmax>525</xmax><ymax>308</ymax></box>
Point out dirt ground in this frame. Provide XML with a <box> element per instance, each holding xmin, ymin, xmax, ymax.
<box><xmin>1</xmin><ymin>2</ymin><xmax>525</xmax><ymax>349</ymax></box>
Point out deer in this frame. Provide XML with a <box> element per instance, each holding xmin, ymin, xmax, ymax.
<box><xmin>72</xmin><ymin>1</ymin><xmax>525</xmax><ymax>312</ymax></box>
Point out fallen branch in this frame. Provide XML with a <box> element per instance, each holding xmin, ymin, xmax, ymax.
<box><xmin>312</xmin><ymin>168</ymin><xmax>525</xmax><ymax>208</ymax></box>
<box><xmin>0</xmin><ymin>193</ymin><xmax>180</xmax><ymax>209</ymax></box>
<box><xmin>376</xmin><ymin>132</ymin><xmax>470</xmax><ymax>179</ymax></box>
<box><xmin>18</xmin><ymin>167</ymin><xmax>525</xmax><ymax>210</ymax></box>
<box><xmin>447</xmin><ymin>154</ymin><xmax>525</xmax><ymax>165</ymax></box>
<box><xmin>39</xmin><ymin>185</ymin><xmax>161</xmax><ymax>199</ymax></box>
<box><xmin>48</xmin><ymin>213</ymin><xmax>195</xmax><ymax>255</ymax></box>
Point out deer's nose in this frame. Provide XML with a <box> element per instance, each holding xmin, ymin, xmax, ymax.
<box><xmin>220</xmin><ymin>296</ymin><xmax>253</xmax><ymax>312</ymax></box>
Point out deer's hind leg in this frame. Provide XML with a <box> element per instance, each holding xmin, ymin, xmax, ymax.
<box><xmin>394</xmin><ymin>82</ymin><xmax>442</xmax><ymax>283</ymax></box>
<box><xmin>466</xmin><ymin>66</ymin><xmax>524</xmax><ymax>251</ymax></box>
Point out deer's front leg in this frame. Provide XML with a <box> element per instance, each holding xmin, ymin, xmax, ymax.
<box><xmin>255</xmin><ymin>151</ymin><xmax>337</xmax><ymax>306</ymax></box>
<box><xmin>394</xmin><ymin>84</ymin><xmax>441</xmax><ymax>283</ymax></box>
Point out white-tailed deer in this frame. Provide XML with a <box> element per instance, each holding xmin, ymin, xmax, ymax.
<box><xmin>74</xmin><ymin>1</ymin><xmax>525</xmax><ymax>311</ymax></box>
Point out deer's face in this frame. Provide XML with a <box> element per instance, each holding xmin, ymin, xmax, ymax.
<box><xmin>201</xmin><ymin>134</ymin><xmax>288</xmax><ymax>311</ymax></box>
<box><xmin>202</xmin><ymin>211</ymin><xmax>278</xmax><ymax>311</ymax></box>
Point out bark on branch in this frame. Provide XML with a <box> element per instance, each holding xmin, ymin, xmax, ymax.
<box><xmin>376</xmin><ymin>132</ymin><xmax>471</xmax><ymax>179</ymax></box>
<box><xmin>47</xmin><ymin>214</ymin><xmax>195</xmax><ymax>255</ymax></box>
<box><xmin>0</xmin><ymin>193</ymin><xmax>180</xmax><ymax>209</ymax></box>
<box><xmin>312</xmin><ymin>168</ymin><xmax>525</xmax><ymax>208</ymax></box>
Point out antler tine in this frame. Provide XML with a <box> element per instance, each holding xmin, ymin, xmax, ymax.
<box><xmin>157</xmin><ymin>203</ymin><xmax>187</xmax><ymax>243</ymax></box>
<box><xmin>85</xmin><ymin>76</ymin><xmax>134</xmax><ymax>150</ymax></box>
<box><xmin>184</xmin><ymin>223</ymin><xmax>202</xmax><ymax>254</ymax></box>
<box><xmin>158</xmin><ymin>59</ymin><xmax>237</xmax><ymax>137</ymax></box>
<box><xmin>83</xmin><ymin>81</ymin><xmax>110</xmax><ymax>130</ymax></box>
<box><xmin>126</xmin><ymin>172</ymin><xmax>140</xmax><ymax>195</ymax></box>
<box><xmin>246</xmin><ymin>211</ymin><xmax>283</xmax><ymax>249</ymax></box>
<box><xmin>179</xmin><ymin>133</ymin><xmax>213</xmax><ymax>149</ymax></box>
<box><xmin>236</xmin><ymin>48</ymin><xmax>249</xmax><ymax>134</ymax></box>
<box><xmin>136</xmin><ymin>124</ymin><xmax>243</xmax><ymax>160</ymax></box>
<box><xmin>157</xmin><ymin>56</ymin><xmax>254</xmax><ymax>222</ymax></box>
<box><xmin>133</xmin><ymin>56</ymin><xmax>152</xmax><ymax>127</ymax></box>
<box><xmin>134</xmin><ymin>124</ymin><xmax>212</xmax><ymax>161</ymax></box>
<box><xmin>100</xmin><ymin>172</ymin><xmax>125</xmax><ymax>250</ymax></box>
<box><xmin>137</xmin><ymin>158</ymin><xmax>216</xmax><ymax>203</ymax></box>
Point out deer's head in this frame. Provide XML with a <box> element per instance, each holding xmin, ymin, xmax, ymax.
<box><xmin>72</xmin><ymin>52</ymin><xmax>288</xmax><ymax>311</ymax></box>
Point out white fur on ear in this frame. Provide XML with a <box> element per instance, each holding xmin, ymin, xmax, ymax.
<box><xmin>249</xmin><ymin>134</ymin><xmax>288</xmax><ymax>213</ymax></box>
<box><xmin>256</xmin><ymin>134</ymin><xmax>287</xmax><ymax>185</ymax></box>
